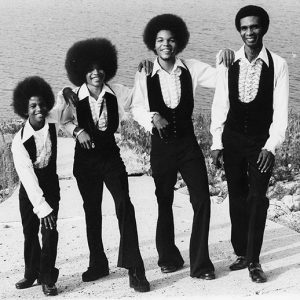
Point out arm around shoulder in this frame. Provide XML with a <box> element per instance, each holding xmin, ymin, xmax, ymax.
<box><xmin>130</xmin><ymin>70</ymin><xmax>154</xmax><ymax>132</ymax></box>
<box><xmin>210</xmin><ymin>64</ymin><xmax>229</xmax><ymax>150</ymax></box>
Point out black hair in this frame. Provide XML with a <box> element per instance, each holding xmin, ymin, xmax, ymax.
<box><xmin>12</xmin><ymin>76</ymin><xmax>54</xmax><ymax>119</ymax></box>
<box><xmin>143</xmin><ymin>14</ymin><xmax>190</xmax><ymax>54</ymax></box>
<box><xmin>235</xmin><ymin>5</ymin><xmax>269</xmax><ymax>35</ymax></box>
<box><xmin>65</xmin><ymin>38</ymin><xmax>118</xmax><ymax>86</ymax></box>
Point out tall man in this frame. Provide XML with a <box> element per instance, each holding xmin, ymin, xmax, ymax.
<box><xmin>211</xmin><ymin>5</ymin><xmax>289</xmax><ymax>283</ymax></box>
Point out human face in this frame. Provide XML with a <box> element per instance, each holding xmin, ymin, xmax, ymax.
<box><xmin>155</xmin><ymin>30</ymin><xmax>177</xmax><ymax>61</ymax></box>
<box><xmin>86</xmin><ymin>64</ymin><xmax>106</xmax><ymax>88</ymax></box>
<box><xmin>239</xmin><ymin>16</ymin><xmax>264</xmax><ymax>50</ymax></box>
<box><xmin>27</xmin><ymin>96</ymin><xmax>48</xmax><ymax>130</ymax></box>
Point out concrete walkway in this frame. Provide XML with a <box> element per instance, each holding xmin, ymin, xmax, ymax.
<box><xmin>1</xmin><ymin>138</ymin><xmax>300</xmax><ymax>299</ymax></box>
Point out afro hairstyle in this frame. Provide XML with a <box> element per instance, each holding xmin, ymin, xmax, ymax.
<box><xmin>143</xmin><ymin>14</ymin><xmax>190</xmax><ymax>54</ymax></box>
<box><xmin>65</xmin><ymin>38</ymin><xmax>118</xmax><ymax>86</ymax></box>
<box><xmin>13</xmin><ymin>76</ymin><xmax>55</xmax><ymax>119</ymax></box>
<box><xmin>235</xmin><ymin>5</ymin><xmax>269</xmax><ymax>35</ymax></box>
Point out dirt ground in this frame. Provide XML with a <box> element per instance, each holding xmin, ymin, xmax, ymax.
<box><xmin>1</xmin><ymin>138</ymin><xmax>300</xmax><ymax>300</ymax></box>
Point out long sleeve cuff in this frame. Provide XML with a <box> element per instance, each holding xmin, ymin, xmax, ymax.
<box><xmin>211</xmin><ymin>140</ymin><xmax>224</xmax><ymax>151</ymax></box>
<box><xmin>33</xmin><ymin>199</ymin><xmax>53</xmax><ymax>219</ymax></box>
<box><xmin>210</xmin><ymin>129</ymin><xmax>224</xmax><ymax>150</ymax></box>
<box><xmin>262</xmin><ymin>141</ymin><xmax>277</xmax><ymax>156</ymax></box>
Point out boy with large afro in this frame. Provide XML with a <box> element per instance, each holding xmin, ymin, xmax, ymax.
<box><xmin>59</xmin><ymin>38</ymin><xmax>150</xmax><ymax>293</ymax></box>
<box><xmin>11</xmin><ymin>76</ymin><xmax>67</xmax><ymax>296</ymax></box>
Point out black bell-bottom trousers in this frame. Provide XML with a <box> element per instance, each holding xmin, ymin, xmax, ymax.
<box><xmin>74</xmin><ymin>152</ymin><xmax>144</xmax><ymax>271</ymax></box>
<box><xmin>19</xmin><ymin>171</ymin><xmax>60</xmax><ymax>285</ymax></box>
<box><xmin>222</xmin><ymin>126</ymin><xmax>272</xmax><ymax>264</ymax></box>
<box><xmin>150</xmin><ymin>134</ymin><xmax>214</xmax><ymax>277</ymax></box>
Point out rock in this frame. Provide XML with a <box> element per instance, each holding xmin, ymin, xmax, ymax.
<box><xmin>175</xmin><ymin>179</ymin><xmax>185</xmax><ymax>189</ymax></box>
<box><xmin>292</xmin><ymin>195</ymin><xmax>300</xmax><ymax>212</ymax></box>
<box><xmin>177</xmin><ymin>186</ymin><xmax>189</xmax><ymax>195</ymax></box>
<box><xmin>282</xmin><ymin>195</ymin><xmax>294</xmax><ymax>211</ymax></box>
<box><xmin>269</xmin><ymin>199</ymin><xmax>290</xmax><ymax>217</ymax></box>
<box><xmin>211</xmin><ymin>196</ymin><xmax>225</xmax><ymax>204</ymax></box>
<box><xmin>209</xmin><ymin>185</ymin><xmax>221</xmax><ymax>196</ymax></box>
<box><xmin>281</xmin><ymin>194</ymin><xmax>300</xmax><ymax>212</ymax></box>
<box><xmin>295</xmin><ymin>187</ymin><xmax>300</xmax><ymax>195</ymax></box>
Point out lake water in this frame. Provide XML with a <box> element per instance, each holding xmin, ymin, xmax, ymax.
<box><xmin>0</xmin><ymin>0</ymin><xmax>299</xmax><ymax>120</ymax></box>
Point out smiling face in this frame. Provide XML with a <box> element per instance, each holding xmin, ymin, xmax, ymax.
<box><xmin>239</xmin><ymin>16</ymin><xmax>264</xmax><ymax>50</ymax></box>
<box><xmin>27</xmin><ymin>96</ymin><xmax>48</xmax><ymax>130</ymax></box>
<box><xmin>155</xmin><ymin>30</ymin><xmax>178</xmax><ymax>62</ymax></box>
<box><xmin>85</xmin><ymin>64</ymin><xmax>106</xmax><ymax>89</ymax></box>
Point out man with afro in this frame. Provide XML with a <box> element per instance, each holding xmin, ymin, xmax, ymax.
<box><xmin>131</xmin><ymin>14</ymin><xmax>234</xmax><ymax>280</ymax></box>
<box><xmin>11</xmin><ymin>76</ymin><xmax>69</xmax><ymax>296</ymax></box>
<box><xmin>211</xmin><ymin>5</ymin><xmax>289</xmax><ymax>283</ymax></box>
<box><xmin>58</xmin><ymin>38</ymin><xmax>150</xmax><ymax>293</ymax></box>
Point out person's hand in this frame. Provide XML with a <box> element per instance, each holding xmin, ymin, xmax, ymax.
<box><xmin>76</xmin><ymin>129</ymin><xmax>94</xmax><ymax>150</ymax></box>
<box><xmin>41</xmin><ymin>211</ymin><xmax>57</xmax><ymax>230</ymax></box>
<box><xmin>219</xmin><ymin>49</ymin><xmax>235</xmax><ymax>68</ymax></box>
<box><xmin>152</xmin><ymin>113</ymin><xmax>169</xmax><ymax>139</ymax></box>
<box><xmin>138</xmin><ymin>59</ymin><xmax>154</xmax><ymax>75</ymax></box>
<box><xmin>211</xmin><ymin>149</ymin><xmax>223</xmax><ymax>169</ymax></box>
<box><xmin>257</xmin><ymin>149</ymin><xmax>274</xmax><ymax>173</ymax></box>
<box><xmin>63</xmin><ymin>87</ymin><xmax>79</xmax><ymax>107</ymax></box>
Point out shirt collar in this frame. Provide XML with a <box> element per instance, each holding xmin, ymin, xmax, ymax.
<box><xmin>78</xmin><ymin>83</ymin><xmax>115</xmax><ymax>100</ymax></box>
<box><xmin>151</xmin><ymin>57</ymin><xmax>187</xmax><ymax>77</ymax></box>
<box><xmin>235</xmin><ymin>44</ymin><xmax>269</xmax><ymax>67</ymax></box>
<box><xmin>22</xmin><ymin>119</ymin><xmax>49</xmax><ymax>142</ymax></box>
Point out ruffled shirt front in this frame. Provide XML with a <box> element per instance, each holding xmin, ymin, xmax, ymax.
<box><xmin>131</xmin><ymin>57</ymin><xmax>217</xmax><ymax>132</ymax></box>
<box><xmin>238</xmin><ymin>58</ymin><xmax>263</xmax><ymax>103</ymax></box>
<box><xmin>33</xmin><ymin>123</ymin><xmax>52</xmax><ymax>168</ymax></box>
<box><xmin>154</xmin><ymin>60</ymin><xmax>183</xmax><ymax>109</ymax></box>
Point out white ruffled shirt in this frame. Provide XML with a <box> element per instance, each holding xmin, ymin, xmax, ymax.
<box><xmin>87</xmin><ymin>87</ymin><xmax>108</xmax><ymax>130</ymax></box>
<box><xmin>131</xmin><ymin>57</ymin><xmax>217</xmax><ymax>132</ymax></box>
<box><xmin>153</xmin><ymin>58</ymin><xmax>183</xmax><ymax>109</ymax></box>
<box><xmin>58</xmin><ymin>83</ymin><xmax>133</xmax><ymax>137</ymax></box>
<box><xmin>11</xmin><ymin>102</ymin><xmax>66</xmax><ymax>219</ymax></box>
<box><xmin>210</xmin><ymin>45</ymin><xmax>289</xmax><ymax>154</ymax></box>
<box><xmin>32</xmin><ymin>123</ymin><xmax>52</xmax><ymax>168</ymax></box>
<box><xmin>238</xmin><ymin>58</ymin><xmax>263</xmax><ymax>103</ymax></box>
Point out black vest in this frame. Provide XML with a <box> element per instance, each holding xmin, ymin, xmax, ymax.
<box><xmin>147</xmin><ymin>66</ymin><xmax>195</xmax><ymax>139</ymax></box>
<box><xmin>226</xmin><ymin>49</ymin><xmax>274</xmax><ymax>137</ymax></box>
<box><xmin>19</xmin><ymin>122</ymin><xmax>60</xmax><ymax>203</ymax></box>
<box><xmin>21</xmin><ymin>122</ymin><xmax>57</xmax><ymax>173</ymax></box>
<box><xmin>75</xmin><ymin>91</ymin><xmax>119</xmax><ymax>154</ymax></box>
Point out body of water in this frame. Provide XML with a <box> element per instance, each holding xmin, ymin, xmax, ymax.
<box><xmin>0</xmin><ymin>0</ymin><xmax>299</xmax><ymax>120</ymax></box>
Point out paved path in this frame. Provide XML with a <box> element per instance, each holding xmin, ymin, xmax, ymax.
<box><xmin>1</xmin><ymin>138</ymin><xmax>300</xmax><ymax>299</ymax></box>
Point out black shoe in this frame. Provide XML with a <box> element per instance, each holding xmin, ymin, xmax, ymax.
<box><xmin>198</xmin><ymin>270</ymin><xmax>216</xmax><ymax>280</ymax></box>
<box><xmin>248</xmin><ymin>263</ymin><xmax>267</xmax><ymax>283</ymax></box>
<box><xmin>15</xmin><ymin>277</ymin><xmax>40</xmax><ymax>289</ymax></box>
<box><xmin>129</xmin><ymin>267</ymin><xmax>150</xmax><ymax>293</ymax></box>
<box><xmin>160</xmin><ymin>263</ymin><xmax>183</xmax><ymax>274</ymax></box>
<box><xmin>42</xmin><ymin>283</ymin><xmax>58</xmax><ymax>296</ymax></box>
<box><xmin>229</xmin><ymin>256</ymin><xmax>248</xmax><ymax>271</ymax></box>
<box><xmin>82</xmin><ymin>267</ymin><xmax>109</xmax><ymax>282</ymax></box>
